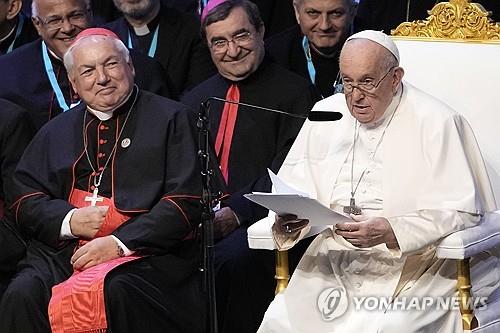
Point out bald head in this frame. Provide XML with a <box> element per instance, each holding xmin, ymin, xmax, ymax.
<box><xmin>32</xmin><ymin>0</ymin><xmax>90</xmax><ymax>17</ymax></box>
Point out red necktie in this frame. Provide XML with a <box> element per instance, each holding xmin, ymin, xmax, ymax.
<box><xmin>215</xmin><ymin>84</ymin><xmax>240</xmax><ymax>183</ymax></box>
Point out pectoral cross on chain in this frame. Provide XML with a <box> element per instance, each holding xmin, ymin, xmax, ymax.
<box><xmin>85</xmin><ymin>187</ymin><xmax>104</xmax><ymax>206</ymax></box>
<box><xmin>343</xmin><ymin>197</ymin><xmax>362</xmax><ymax>215</ymax></box>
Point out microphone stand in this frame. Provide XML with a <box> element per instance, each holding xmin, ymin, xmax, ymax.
<box><xmin>196</xmin><ymin>96</ymin><xmax>341</xmax><ymax>333</ymax></box>
<box><xmin>197</xmin><ymin>100</ymin><xmax>219</xmax><ymax>333</ymax></box>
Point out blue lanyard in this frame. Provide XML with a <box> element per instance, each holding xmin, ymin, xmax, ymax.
<box><xmin>42</xmin><ymin>41</ymin><xmax>78</xmax><ymax>112</ymax></box>
<box><xmin>198</xmin><ymin>0</ymin><xmax>209</xmax><ymax>15</ymax></box>
<box><xmin>6</xmin><ymin>14</ymin><xmax>24</xmax><ymax>54</ymax></box>
<box><xmin>302</xmin><ymin>36</ymin><xmax>316</xmax><ymax>85</ymax></box>
<box><xmin>127</xmin><ymin>25</ymin><xmax>159</xmax><ymax>58</ymax></box>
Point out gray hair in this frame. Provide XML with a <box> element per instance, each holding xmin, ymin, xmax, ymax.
<box><xmin>63</xmin><ymin>35</ymin><xmax>130</xmax><ymax>75</ymax></box>
<box><xmin>32</xmin><ymin>0</ymin><xmax>91</xmax><ymax>17</ymax></box>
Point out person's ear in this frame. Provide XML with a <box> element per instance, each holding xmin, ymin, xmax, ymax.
<box><xmin>293</xmin><ymin>1</ymin><xmax>301</xmax><ymax>25</ymax></box>
<box><xmin>32</xmin><ymin>16</ymin><xmax>43</xmax><ymax>36</ymax></box>
<box><xmin>6</xmin><ymin>0</ymin><xmax>22</xmax><ymax>21</ymax></box>
<box><xmin>128</xmin><ymin>58</ymin><xmax>136</xmax><ymax>77</ymax></box>
<box><xmin>68</xmin><ymin>73</ymin><xmax>79</xmax><ymax>96</ymax></box>
<box><xmin>393</xmin><ymin>66</ymin><xmax>405</xmax><ymax>94</ymax></box>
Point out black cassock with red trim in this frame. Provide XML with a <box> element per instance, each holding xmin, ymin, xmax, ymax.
<box><xmin>2</xmin><ymin>88</ymin><xmax>211</xmax><ymax>333</ymax></box>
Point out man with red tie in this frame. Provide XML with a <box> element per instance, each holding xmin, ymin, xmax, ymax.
<box><xmin>181</xmin><ymin>1</ymin><xmax>319</xmax><ymax>332</ymax></box>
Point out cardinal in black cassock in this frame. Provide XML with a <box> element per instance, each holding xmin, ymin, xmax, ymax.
<box><xmin>0</xmin><ymin>85</ymin><xmax>207</xmax><ymax>333</ymax></box>
<box><xmin>0</xmin><ymin>26</ymin><xmax>208</xmax><ymax>332</ymax></box>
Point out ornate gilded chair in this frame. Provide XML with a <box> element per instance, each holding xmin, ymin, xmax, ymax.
<box><xmin>247</xmin><ymin>1</ymin><xmax>500</xmax><ymax>331</ymax></box>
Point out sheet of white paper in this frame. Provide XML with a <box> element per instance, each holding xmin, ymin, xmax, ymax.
<box><xmin>244</xmin><ymin>193</ymin><xmax>350</xmax><ymax>226</ymax></box>
<box><xmin>267</xmin><ymin>169</ymin><xmax>309</xmax><ymax>196</ymax></box>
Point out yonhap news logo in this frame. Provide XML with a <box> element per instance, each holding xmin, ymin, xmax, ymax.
<box><xmin>317</xmin><ymin>287</ymin><xmax>488</xmax><ymax>322</ymax></box>
<box><xmin>317</xmin><ymin>286</ymin><xmax>349</xmax><ymax>321</ymax></box>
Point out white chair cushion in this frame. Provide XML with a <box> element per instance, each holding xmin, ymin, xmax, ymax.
<box><xmin>436</xmin><ymin>212</ymin><xmax>500</xmax><ymax>259</ymax></box>
<box><xmin>247</xmin><ymin>216</ymin><xmax>276</xmax><ymax>250</ymax></box>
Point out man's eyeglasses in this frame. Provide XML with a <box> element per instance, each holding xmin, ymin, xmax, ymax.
<box><xmin>35</xmin><ymin>10</ymin><xmax>89</xmax><ymax>31</ymax></box>
<box><xmin>342</xmin><ymin>66</ymin><xmax>396</xmax><ymax>95</ymax></box>
<box><xmin>209</xmin><ymin>32</ymin><xmax>253</xmax><ymax>54</ymax></box>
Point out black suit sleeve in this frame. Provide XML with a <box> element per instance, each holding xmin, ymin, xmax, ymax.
<box><xmin>112</xmin><ymin>109</ymin><xmax>204</xmax><ymax>254</ymax></box>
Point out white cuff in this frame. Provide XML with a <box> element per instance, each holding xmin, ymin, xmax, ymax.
<box><xmin>111</xmin><ymin>235</ymin><xmax>134</xmax><ymax>256</ymax></box>
<box><xmin>60</xmin><ymin>208</ymin><xmax>77</xmax><ymax>240</ymax></box>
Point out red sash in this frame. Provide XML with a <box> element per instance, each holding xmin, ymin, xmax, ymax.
<box><xmin>48</xmin><ymin>189</ymin><xmax>140</xmax><ymax>333</ymax></box>
<box><xmin>215</xmin><ymin>84</ymin><xmax>240</xmax><ymax>183</ymax></box>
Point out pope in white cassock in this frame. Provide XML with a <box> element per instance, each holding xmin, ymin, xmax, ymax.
<box><xmin>257</xmin><ymin>30</ymin><xmax>500</xmax><ymax>333</ymax></box>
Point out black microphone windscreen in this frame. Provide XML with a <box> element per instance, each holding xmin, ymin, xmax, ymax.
<box><xmin>308</xmin><ymin>111</ymin><xmax>343</xmax><ymax>122</ymax></box>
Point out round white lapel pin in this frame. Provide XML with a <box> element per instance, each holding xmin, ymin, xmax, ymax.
<box><xmin>121</xmin><ymin>138</ymin><xmax>131</xmax><ymax>148</ymax></box>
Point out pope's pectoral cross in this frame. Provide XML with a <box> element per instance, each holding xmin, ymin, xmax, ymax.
<box><xmin>85</xmin><ymin>187</ymin><xmax>104</xmax><ymax>206</ymax></box>
<box><xmin>343</xmin><ymin>197</ymin><xmax>362</xmax><ymax>215</ymax></box>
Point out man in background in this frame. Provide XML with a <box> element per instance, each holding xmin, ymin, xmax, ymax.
<box><xmin>266</xmin><ymin>0</ymin><xmax>358</xmax><ymax>98</ymax></box>
<box><xmin>0</xmin><ymin>0</ymin><xmax>37</xmax><ymax>54</ymax></box>
<box><xmin>106</xmin><ymin>0</ymin><xmax>216</xmax><ymax>97</ymax></box>
<box><xmin>182</xmin><ymin>1</ymin><xmax>319</xmax><ymax>332</ymax></box>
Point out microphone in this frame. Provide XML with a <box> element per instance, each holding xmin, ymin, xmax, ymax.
<box><xmin>201</xmin><ymin>96</ymin><xmax>342</xmax><ymax>122</ymax></box>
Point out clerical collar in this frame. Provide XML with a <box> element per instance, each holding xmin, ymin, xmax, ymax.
<box><xmin>127</xmin><ymin>12</ymin><xmax>160</xmax><ymax>58</ymax></box>
<box><xmin>86</xmin><ymin>86</ymin><xmax>136</xmax><ymax>120</ymax></box>
<box><xmin>130</xmin><ymin>11</ymin><xmax>161</xmax><ymax>36</ymax></box>
<box><xmin>360</xmin><ymin>84</ymin><xmax>403</xmax><ymax>129</ymax></box>
<box><xmin>47</xmin><ymin>46</ymin><xmax>62</xmax><ymax>61</ymax></box>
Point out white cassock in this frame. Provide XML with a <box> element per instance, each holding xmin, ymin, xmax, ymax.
<box><xmin>258</xmin><ymin>82</ymin><xmax>500</xmax><ymax>333</ymax></box>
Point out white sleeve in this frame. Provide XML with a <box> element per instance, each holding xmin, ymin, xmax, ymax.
<box><xmin>387</xmin><ymin>209</ymin><xmax>480</xmax><ymax>257</ymax></box>
<box><xmin>111</xmin><ymin>235</ymin><xmax>135</xmax><ymax>256</ymax></box>
<box><xmin>60</xmin><ymin>208</ymin><xmax>77</xmax><ymax>240</ymax></box>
